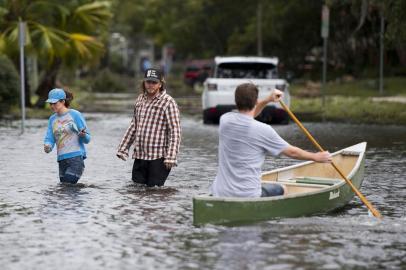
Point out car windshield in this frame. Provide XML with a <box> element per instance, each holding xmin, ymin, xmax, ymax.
<box><xmin>216</xmin><ymin>62</ymin><xmax>278</xmax><ymax>79</ymax></box>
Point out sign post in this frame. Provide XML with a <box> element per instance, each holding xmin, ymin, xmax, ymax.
<box><xmin>321</xmin><ymin>5</ymin><xmax>329</xmax><ymax>120</ymax></box>
<box><xmin>379</xmin><ymin>8</ymin><xmax>384</xmax><ymax>95</ymax></box>
<box><xmin>19</xmin><ymin>21</ymin><xmax>26</xmax><ymax>134</ymax></box>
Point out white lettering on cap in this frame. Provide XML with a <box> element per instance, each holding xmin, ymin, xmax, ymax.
<box><xmin>147</xmin><ymin>70</ymin><xmax>157</xmax><ymax>78</ymax></box>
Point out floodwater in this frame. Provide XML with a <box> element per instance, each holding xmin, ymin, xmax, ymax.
<box><xmin>0</xmin><ymin>114</ymin><xmax>405</xmax><ymax>270</ymax></box>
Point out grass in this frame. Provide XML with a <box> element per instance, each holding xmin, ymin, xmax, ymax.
<box><xmin>290</xmin><ymin>77</ymin><xmax>406</xmax><ymax>125</ymax></box>
<box><xmin>291</xmin><ymin>96</ymin><xmax>406</xmax><ymax>125</ymax></box>
<box><xmin>290</xmin><ymin>76</ymin><xmax>406</xmax><ymax>97</ymax></box>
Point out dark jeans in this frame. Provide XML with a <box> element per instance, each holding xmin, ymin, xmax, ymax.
<box><xmin>261</xmin><ymin>183</ymin><xmax>284</xmax><ymax>197</ymax></box>
<box><xmin>132</xmin><ymin>158</ymin><xmax>171</xmax><ymax>187</ymax></box>
<box><xmin>58</xmin><ymin>156</ymin><xmax>85</xmax><ymax>184</ymax></box>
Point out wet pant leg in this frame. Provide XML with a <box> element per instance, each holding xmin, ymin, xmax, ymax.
<box><xmin>58</xmin><ymin>156</ymin><xmax>85</xmax><ymax>184</ymax></box>
<box><xmin>132</xmin><ymin>158</ymin><xmax>171</xmax><ymax>187</ymax></box>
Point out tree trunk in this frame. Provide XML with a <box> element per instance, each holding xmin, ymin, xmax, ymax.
<box><xmin>12</xmin><ymin>56</ymin><xmax>32</xmax><ymax>107</ymax></box>
<box><xmin>24</xmin><ymin>60</ymin><xmax>32</xmax><ymax>107</ymax></box>
<box><xmin>396</xmin><ymin>45</ymin><xmax>406</xmax><ymax>66</ymax></box>
<box><xmin>35</xmin><ymin>59</ymin><xmax>62</xmax><ymax>108</ymax></box>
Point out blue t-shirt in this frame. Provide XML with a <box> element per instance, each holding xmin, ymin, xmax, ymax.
<box><xmin>211</xmin><ymin>112</ymin><xmax>290</xmax><ymax>197</ymax></box>
<box><xmin>44</xmin><ymin>109</ymin><xmax>91</xmax><ymax>161</ymax></box>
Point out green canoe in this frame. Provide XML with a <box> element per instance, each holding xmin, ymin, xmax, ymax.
<box><xmin>193</xmin><ymin>142</ymin><xmax>367</xmax><ymax>226</ymax></box>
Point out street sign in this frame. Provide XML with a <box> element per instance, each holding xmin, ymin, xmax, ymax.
<box><xmin>321</xmin><ymin>5</ymin><xmax>330</xmax><ymax>38</ymax></box>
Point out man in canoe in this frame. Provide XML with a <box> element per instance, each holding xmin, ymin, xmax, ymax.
<box><xmin>211</xmin><ymin>83</ymin><xmax>332</xmax><ymax>197</ymax></box>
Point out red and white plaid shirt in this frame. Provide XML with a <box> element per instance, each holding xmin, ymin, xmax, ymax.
<box><xmin>117</xmin><ymin>90</ymin><xmax>181</xmax><ymax>164</ymax></box>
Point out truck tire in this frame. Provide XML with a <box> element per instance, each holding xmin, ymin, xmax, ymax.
<box><xmin>203</xmin><ymin>110</ymin><xmax>219</xmax><ymax>124</ymax></box>
<box><xmin>203</xmin><ymin>111</ymin><xmax>213</xmax><ymax>124</ymax></box>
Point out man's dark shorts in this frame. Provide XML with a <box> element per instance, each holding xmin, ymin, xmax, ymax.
<box><xmin>132</xmin><ymin>158</ymin><xmax>171</xmax><ymax>187</ymax></box>
<box><xmin>261</xmin><ymin>183</ymin><xmax>285</xmax><ymax>197</ymax></box>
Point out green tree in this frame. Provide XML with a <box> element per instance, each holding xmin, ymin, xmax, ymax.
<box><xmin>101</xmin><ymin>0</ymin><xmax>406</xmax><ymax>79</ymax></box>
<box><xmin>383</xmin><ymin>0</ymin><xmax>406</xmax><ymax>66</ymax></box>
<box><xmin>227</xmin><ymin>0</ymin><xmax>323</xmax><ymax>72</ymax></box>
<box><xmin>138</xmin><ymin>0</ymin><xmax>322</xmax><ymax>72</ymax></box>
<box><xmin>0</xmin><ymin>54</ymin><xmax>19</xmax><ymax>115</ymax></box>
<box><xmin>326</xmin><ymin>0</ymin><xmax>406</xmax><ymax>75</ymax></box>
<box><xmin>0</xmin><ymin>0</ymin><xmax>112</xmax><ymax>107</ymax></box>
<box><xmin>143</xmin><ymin>0</ymin><xmax>255</xmax><ymax>58</ymax></box>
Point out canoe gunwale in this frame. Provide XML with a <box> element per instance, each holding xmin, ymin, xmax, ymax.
<box><xmin>261</xmin><ymin>142</ymin><xmax>366</xmax><ymax>180</ymax></box>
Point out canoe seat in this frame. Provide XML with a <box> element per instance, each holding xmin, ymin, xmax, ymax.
<box><xmin>280</xmin><ymin>176</ymin><xmax>342</xmax><ymax>186</ymax></box>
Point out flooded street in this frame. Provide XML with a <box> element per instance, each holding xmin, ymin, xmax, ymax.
<box><xmin>0</xmin><ymin>113</ymin><xmax>405</xmax><ymax>270</ymax></box>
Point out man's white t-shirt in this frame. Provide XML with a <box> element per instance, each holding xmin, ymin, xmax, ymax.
<box><xmin>211</xmin><ymin>112</ymin><xmax>290</xmax><ymax>197</ymax></box>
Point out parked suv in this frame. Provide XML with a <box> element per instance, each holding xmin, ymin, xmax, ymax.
<box><xmin>202</xmin><ymin>56</ymin><xmax>290</xmax><ymax>124</ymax></box>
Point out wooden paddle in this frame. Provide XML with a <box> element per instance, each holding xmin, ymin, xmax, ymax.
<box><xmin>279</xmin><ymin>100</ymin><xmax>382</xmax><ymax>219</ymax></box>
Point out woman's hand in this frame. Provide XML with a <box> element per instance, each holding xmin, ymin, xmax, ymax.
<box><xmin>78</xmin><ymin>128</ymin><xmax>87</xmax><ymax>137</ymax></box>
<box><xmin>44</xmin><ymin>144</ymin><xmax>52</xmax><ymax>153</ymax></box>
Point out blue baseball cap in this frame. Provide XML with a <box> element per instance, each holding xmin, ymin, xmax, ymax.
<box><xmin>46</xmin><ymin>88</ymin><xmax>66</xmax><ymax>103</ymax></box>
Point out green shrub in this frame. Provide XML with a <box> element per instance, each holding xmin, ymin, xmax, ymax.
<box><xmin>91</xmin><ymin>69</ymin><xmax>127</xmax><ymax>93</ymax></box>
<box><xmin>0</xmin><ymin>55</ymin><xmax>19</xmax><ymax>115</ymax></box>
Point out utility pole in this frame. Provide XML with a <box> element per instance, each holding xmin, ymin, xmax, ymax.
<box><xmin>321</xmin><ymin>4</ymin><xmax>329</xmax><ymax>121</ymax></box>
<box><xmin>379</xmin><ymin>7</ymin><xmax>384</xmax><ymax>95</ymax></box>
<box><xmin>19</xmin><ymin>20</ymin><xmax>26</xmax><ymax>134</ymax></box>
<box><xmin>257</xmin><ymin>0</ymin><xmax>263</xmax><ymax>56</ymax></box>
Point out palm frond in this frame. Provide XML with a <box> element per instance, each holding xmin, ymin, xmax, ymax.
<box><xmin>3</xmin><ymin>23</ymin><xmax>19</xmax><ymax>43</ymax></box>
<box><xmin>0</xmin><ymin>34</ymin><xmax>5</xmax><ymax>53</ymax></box>
<box><xmin>0</xmin><ymin>6</ymin><xmax>7</xmax><ymax>19</ymax></box>
<box><xmin>30</xmin><ymin>23</ymin><xmax>68</xmax><ymax>60</ymax></box>
<box><xmin>0</xmin><ymin>1</ymin><xmax>109</xmax><ymax>69</ymax></box>
<box><xmin>26</xmin><ymin>1</ymin><xmax>70</xmax><ymax>26</ymax></box>
<box><xmin>71</xmin><ymin>1</ymin><xmax>112</xmax><ymax>33</ymax></box>
<box><xmin>68</xmin><ymin>33</ymin><xmax>104</xmax><ymax>60</ymax></box>
<box><xmin>62</xmin><ymin>32</ymin><xmax>104</xmax><ymax>68</ymax></box>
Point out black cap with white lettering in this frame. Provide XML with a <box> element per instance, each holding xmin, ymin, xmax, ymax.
<box><xmin>144</xmin><ymin>68</ymin><xmax>162</xmax><ymax>82</ymax></box>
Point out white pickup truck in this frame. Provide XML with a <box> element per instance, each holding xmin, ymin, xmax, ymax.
<box><xmin>202</xmin><ymin>56</ymin><xmax>290</xmax><ymax>124</ymax></box>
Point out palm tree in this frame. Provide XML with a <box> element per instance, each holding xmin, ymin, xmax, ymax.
<box><xmin>0</xmin><ymin>0</ymin><xmax>112</xmax><ymax>107</ymax></box>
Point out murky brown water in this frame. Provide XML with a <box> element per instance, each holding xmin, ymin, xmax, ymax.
<box><xmin>1</xmin><ymin>114</ymin><xmax>405</xmax><ymax>269</ymax></box>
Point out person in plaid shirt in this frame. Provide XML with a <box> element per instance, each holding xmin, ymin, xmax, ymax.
<box><xmin>116</xmin><ymin>68</ymin><xmax>181</xmax><ymax>187</ymax></box>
